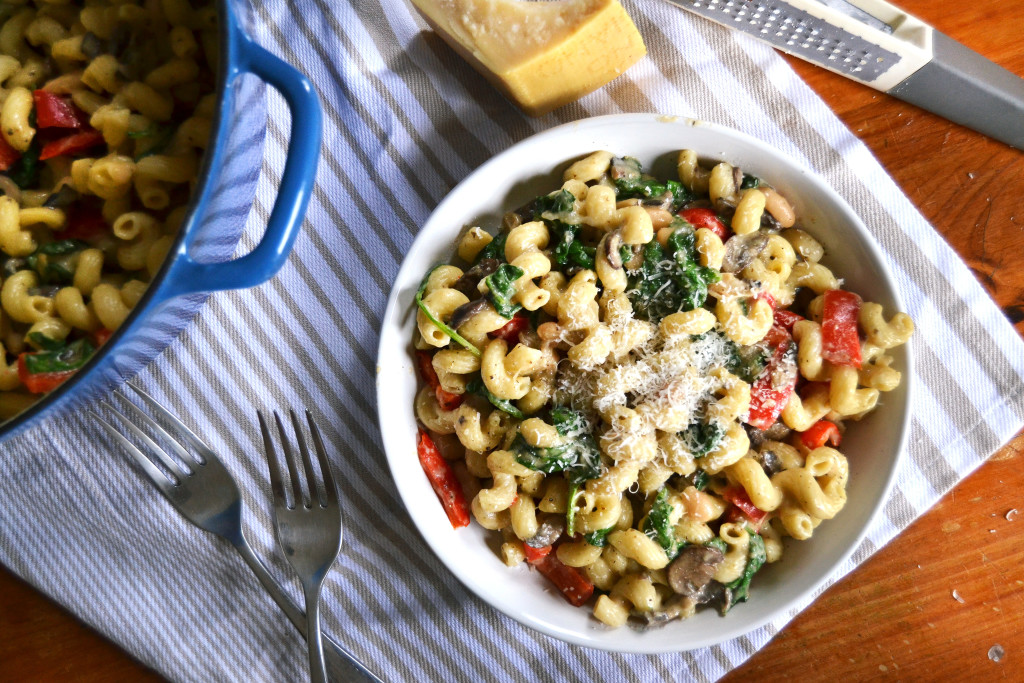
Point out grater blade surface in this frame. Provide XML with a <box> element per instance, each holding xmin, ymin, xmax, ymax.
<box><xmin>665</xmin><ymin>0</ymin><xmax>903</xmax><ymax>82</ymax></box>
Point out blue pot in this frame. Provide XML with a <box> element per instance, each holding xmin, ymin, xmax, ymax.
<box><xmin>0</xmin><ymin>0</ymin><xmax>322</xmax><ymax>441</ymax></box>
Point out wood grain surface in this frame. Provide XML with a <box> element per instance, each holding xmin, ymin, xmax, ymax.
<box><xmin>2</xmin><ymin>0</ymin><xmax>1023</xmax><ymax>680</ymax></box>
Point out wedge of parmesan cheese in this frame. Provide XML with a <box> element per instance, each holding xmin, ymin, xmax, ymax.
<box><xmin>409</xmin><ymin>0</ymin><xmax>647</xmax><ymax>116</ymax></box>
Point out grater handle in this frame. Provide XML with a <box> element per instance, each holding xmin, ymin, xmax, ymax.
<box><xmin>887</xmin><ymin>31</ymin><xmax>1024</xmax><ymax>150</ymax></box>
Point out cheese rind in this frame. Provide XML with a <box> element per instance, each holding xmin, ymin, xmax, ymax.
<box><xmin>410</xmin><ymin>0</ymin><xmax>647</xmax><ymax>116</ymax></box>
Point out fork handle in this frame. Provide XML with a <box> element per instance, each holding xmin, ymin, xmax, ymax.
<box><xmin>232</xmin><ymin>538</ymin><xmax>382</xmax><ymax>683</ymax></box>
<box><xmin>304</xmin><ymin>582</ymin><xmax>327</xmax><ymax>683</ymax></box>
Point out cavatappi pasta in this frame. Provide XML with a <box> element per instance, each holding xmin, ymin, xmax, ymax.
<box><xmin>0</xmin><ymin>0</ymin><xmax>215</xmax><ymax>419</ymax></box>
<box><xmin>412</xmin><ymin>151</ymin><xmax>913</xmax><ymax>628</ymax></box>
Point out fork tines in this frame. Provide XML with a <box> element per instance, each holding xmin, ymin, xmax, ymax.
<box><xmin>92</xmin><ymin>383</ymin><xmax>213</xmax><ymax>490</ymax></box>
<box><xmin>258</xmin><ymin>410</ymin><xmax>337</xmax><ymax>511</ymax></box>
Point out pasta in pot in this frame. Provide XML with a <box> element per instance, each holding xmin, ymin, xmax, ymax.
<box><xmin>0</xmin><ymin>0</ymin><xmax>215</xmax><ymax>419</ymax></box>
<box><xmin>412</xmin><ymin>150</ymin><xmax>913</xmax><ymax>627</ymax></box>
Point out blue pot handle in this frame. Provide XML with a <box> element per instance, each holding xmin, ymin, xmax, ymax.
<box><xmin>163</xmin><ymin>30</ymin><xmax>322</xmax><ymax>297</ymax></box>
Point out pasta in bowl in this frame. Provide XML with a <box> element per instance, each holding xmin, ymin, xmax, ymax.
<box><xmin>0</xmin><ymin>0</ymin><xmax>219</xmax><ymax>419</ymax></box>
<box><xmin>377</xmin><ymin>114</ymin><xmax>913</xmax><ymax>652</ymax></box>
<box><xmin>0</xmin><ymin>0</ymin><xmax>322</xmax><ymax>437</ymax></box>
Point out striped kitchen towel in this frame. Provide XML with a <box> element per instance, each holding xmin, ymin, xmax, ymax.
<box><xmin>1</xmin><ymin>1</ymin><xmax>1022</xmax><ymax>681</ymax></box>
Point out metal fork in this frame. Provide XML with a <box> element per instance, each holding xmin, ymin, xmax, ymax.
<box><xmin>258</xmin><ymin>410</ymin><xmax>343</xmax><ymax>683</ymax></box>
<box><xmin>92</xmin><ymin>384</ymin><xmax>381</xmax><ymax>683</ymax></box>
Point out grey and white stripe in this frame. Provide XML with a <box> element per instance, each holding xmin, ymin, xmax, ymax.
<box><xmin>1</xmin><ymin>1</ymin><xmax>1022</xmax><ymax>681</ymax></box>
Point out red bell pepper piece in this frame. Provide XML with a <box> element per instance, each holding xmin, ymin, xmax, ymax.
<box><xmin>414</xmin><ymin>350</ymin><xmax>463</xmax><ymax>411</ymax></box>
<box><xmin>531</xmin><ymin>552</ymin><xmax>594</xmax><ymax>607</ymax></box>
<box><xmin>32</xmin><ymin>90</ymin><xmax>89</xmax><ymax>129</ymax></box>
<box><xmin>58</xmin><ymin>204</ymin><xmax>108</xmax><ymax>240</ymax></box>
<box><xmin>773</xmin><ymin>308</ymin><xmax>804</xmax><ymax>331</ymax></box>
<box><xmin>523</xmin><ymin>544</ymin><xmax>552</xmax><ymax>564</ymax></box>
<box><xmin>490</xmin><ymin>312</ymin><xmax>529</xmax><ymax>343</ymax></box>
<box><xmin>678</xmin><ymin>207</ymin><xmax>730</xmax><ymax>241</ymax></box>
<box><xmin>416</xmin><ymin>427</ymin><xmax>470</xmax><ymax>529</ymax></box>
<box><xmin>821</xmin><ymin>289</ymin><xmax>862</xmax><ymax>368</ymax></box>
<box><xmin>0</xmin><ymin>134</ymin><xmax>20</xmax><ymax>171</ymax></box>
<box><xmin>93</xmin><ymin>328</ymin><xmax>114</xmax><ymax>347</ymax></box>
<box><xmin>722</xmin><ymin>486</ymin><xmax>769</xmax><ymax>531</ymax></box>
<box><xmin>16</xmin><ymin>354</ymin><xmax>75</xmax><ymax>394</ymax></box>
<box><xmin>801</xmin><ymin>420</ymin><xmax>841</xmax><ymax>450</ymax></box>
<box><xmin>755</xmin><ymin>291</ymin><xmax>776</xmax><ymax>309</ymax></box>
<box><xmin>39</xmin><ymin>130</ymin><xmax>104</xmax><ymax>161</ymax></box>
<box><xmin>746</xmin><ymin>324</ymin><xmax>798</xmax><ymax>430</ymax></box>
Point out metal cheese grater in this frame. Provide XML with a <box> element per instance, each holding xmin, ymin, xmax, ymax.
<box><xmin>661</xmin><ymin>0</ymin><xmax>1024</xmax><ymax>149</ymax></box>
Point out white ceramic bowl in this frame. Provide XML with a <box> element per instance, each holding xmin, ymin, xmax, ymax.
<box><xmin>376</xmin><ymin>114</ymin><xmax>912</xmax><ymax>653</ymax></box>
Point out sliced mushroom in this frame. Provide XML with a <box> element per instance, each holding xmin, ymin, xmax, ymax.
<box><xmin>610</xmin><ymin>156</ymin><xmax>642</xmax><ymax>182</ymax></box>
<box><xmin>502</xmin><ymin>211</ymin><xmax>523</xmax><ymax>232</ymax></box>
<box><xmin>746</xmin><ymin>421</ymin><xmax>791</xmax><ymax>451</ymax></box>
<box><xmin>721</xmin><ymin>232</ymin><xmax>770</xmax><ymax>273</ymax></box>
<box><xmin>80</xmin><ymin>32</ymin><xmax>103</xmax><ymax>60</ymax></box>
<box><xmin>757</xmin><ymin>448</ymin><xmax>784</xmax><ymax>477</ymax></box>
<box><xmin>712</xmin><ymin>584</ymin><xmax>736</xmax><ymax>615</ymax></box>
<box><xmin>3</xmin><ymin>258</ymin><xmax>25</xmax><ymax>277</ymax></box>
<box><xmin>681</xmin><ymin>198</ymin><xmax>714</xmax><ymax>211</ymax></box>
<box><xmin>714</xmin><ymin>196</ymin><xmax>737</xmax><ymax>217</ymax></box>
<box><xmin>452</xmin><ymin>258</ymin><xmax>500</xmax><ymax>298</ymax></box>
<box><xmin>690</xmin><ymin>581</ymin><xmax>734</xmax><ymax>614</ymax></box>
<box><xmin>603</xmin><ymin>231</ymin><xmax>623</xmax><ymax>269</ymax></box>
<box><xmin>44</xmin><ymin>184</ymin><xmax>79</xmax><ymax>209</ymax></box>
<box><xmin>642</xmin><ymin>189</ymin><xmax>675</xmax><ymax>211</ymax></box>
<box><xmin>523</xmin><ymin>514</ymin><xmax>565</xmax><ymax>548</ymax></box>
<box><xmin>642</xmin><ymin>594</ymin><xmax>696</xmax><ymax>626</ymax></box>
<box><xmin>448</xmin><ymin>298</ymin><xmax>491</xmax><ymax>331</ymax></box>
<box><xmin>762</xmin><ymin>421</ymin><xmax>792</xmax><ymax>442</ymax></box>
<box><xmin>667</xmin><ymin>545</ymin><xmax>725</xmax><ymax>597</ymax></box>
<box><xmin>732</xmin><ymin>166</ymin><xmax>745</xmax><ymax>194</ymax></box>
<box><xmin>29</xmin><ymin>285</ymin><xmax>60</xmax><ymax>298</ymax></box>
<box><xmin>760</xmin><ymin>209</ymin><xmax>782</xmax><ymax>232</ymax></box>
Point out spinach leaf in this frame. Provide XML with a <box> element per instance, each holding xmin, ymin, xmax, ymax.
<box><xmin>473</xmin><ymin>231</ymin><xmax>507</xmax><ymax>265</ymax></box>
<box><xmin>466</xmin><ymin>377</ymin><xmax>524</xmax><ymax>419</ymax></box>
<box><xmin>415</xmin><ymin>266</ymin><xmax>481</xmax><ymax>357</ymax></box>
<box><xmin>134</xmin><ymin>124</ymin><xmax>175</xmax><ymax>161</ymax></box>
<box><xmin>724</xmin><ymin>531</ymin><xmax>767</xmax><ymax>608</ymax></box>
<box><xmin>26</xmin><ymin>332</ymin><xmax>66</xmax><ymax>352</ymax></box>
<box><xmin>551</xmin><ymin>222</ymin><xmax>596</xmax><ymax>270</ymax></box>
<box><xmin>28</xmin><ymin>258</ymin><xmax>72</xmax><ymax>285</ymax></box>
<box><xmin>612</xmin><ymin>156</ymin><xmax>693</xmax><ymax>210</ymax></box>
<box><xmin>566</xmin><ymin>481</ymin><xmax>583</xmax><ymax>537</ymax></box>
<box><xmin>23</xmin><ymin>338</ymin><xmax>95</xmax><ymax>374</ymax></box>
<box><xmin>683</xmin><ymin>420</ymin><xmax>725</xmax><ymax>458</ymax></box>
<box><xmin>514</xmin><ymin>407</ymin><xmax>603</xmax><ymax>482</ymax></box>
<box><xmin>26</xmin><ymin>239</ymin><xmax>90</xmax><ymax>285</ymax></box>
<box><xmin>584</xmin><ymin>526</ymin><xmax>614</xmax><ymax>547</ymax></box>
<box><xmin>625</xmin><ymin>233</ymin><xmax>719</xmax><ymax>322</ymax></box>
<box><xmin>665</xmin><ymin>179</ymin><xmax>693</xmax><ymax>211</ymax></box>
<box><xmin>740</xmin><ymin>173</ymin><xmax>761</xmax><ymax>189</ymax></box>
<box><xmin>511</xmin><ymin>433</ymin><xmax>573</xmax><ymax>473</ymax></box>
<box><xmin>666</xmin><ymin>222</ymin><xmax>697</xmax><ymax>259</ymax></box>
<box><xmin>690</xmin><ymin>469</ymin><xmax>709</xmax><ymax>491</ymax></box>
<box><xmin>704</xmin><ymin>537</ymin><xmax>728</xmax><ymax>554</ymax></box>
<box><xmin>532</xmin><ymin>189</ymin><xmax>576</xmax><ymax>218</ymax></box>
<box><xmin>38</xmin><ymin>239</ymin><xmax>88</xmax><ymax>256</ymax></box>
<box><xmin>724</xmin><ymin>336</ymin><xmax>770</xmax><ymax>383</ymax></box>
<box><xmin>551</xmin><ymin>406</ymin><xmax>602</xmax><ymax>484</ymax></box>
<box><xmin>7</xmin><ymin>140</ymin><xmax>40</xmax><ymax>189</ymax></box>
<box><xmin>642</xmin><ymin>487</ymin><xmax>680</xmax><ymax>560</ymax></box>
<box><xmin>550</xmin><ymin>406</ymin><xmax>603</xmax><ymax>536</ymax></box>
<box><xmin>484</xmin><ymin>263</ymin><xmax>524</xmax><ymax>318</ymax></box>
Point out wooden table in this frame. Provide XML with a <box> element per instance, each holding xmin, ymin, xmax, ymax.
<box><xmin>2</xmin><ymin>0</ymin><xmax>1023</xmax><ymax>679</ymax></box>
